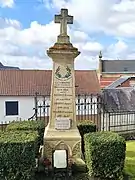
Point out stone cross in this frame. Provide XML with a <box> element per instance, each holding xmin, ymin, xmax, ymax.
<box><xmin>55</xmin><ymin>8</ymin><xmax>73</xmax><ymax>35</ymax></box>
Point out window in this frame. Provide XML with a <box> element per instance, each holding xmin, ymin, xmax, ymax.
<box><xmin>124</xmin><ymin>67</ymin><xmax>128</xmax><ymax>72</ymax></box>
<box><xmin>5</xmin><ymin>101</ymin><xmax>19</xmax><ymax>116</ymax></box>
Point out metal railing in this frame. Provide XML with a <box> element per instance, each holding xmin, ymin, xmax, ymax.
<box><xmin>1</xmin><ymin>93</ymin><xmax>135</xmax><ymax>133</ymax></box>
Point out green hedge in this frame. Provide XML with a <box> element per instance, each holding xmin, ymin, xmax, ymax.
<box><xmin>0</xmin><ymin>130</ymin><xmax>38</xmax><ymax>180</ymax></box>
<box><xmin>77</xmin><ymin>121</ymin><xmax>96</xmax><ymax>156</ymax></box>
<box><xmin>77</xmin><ymin>121</ymin><xmax>96</xmax><ymax>136</ymax></box>
<box><xmin>84</xmin><ymin>131</ymin><xmax>126</xmax><ymax>180</ymax></box>
<box><xmin>7</xmin><ymin>120</ymin><xmax>45</xmax><ymax>146</ymax></box>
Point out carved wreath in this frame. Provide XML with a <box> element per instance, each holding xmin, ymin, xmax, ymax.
<box><xmin>55</xmin><ymin>66</ymin><xmax>71</xmax><ymax>79</ymax></box>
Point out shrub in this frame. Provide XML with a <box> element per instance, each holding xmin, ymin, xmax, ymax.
<box><xmin>84</xmin><ymin>131</ymin><xmax>126</xmax><ymax>180</ymax></box>
<box><xmin>7</xmin><ymin>120</ymin><xmax>45</xmax><ymax>146</ymax></box>
<box><xmin>77</xmin><ymin>121</ymin><xmax>96</xmax><ymax>136</ymax></box>
<box><xmin>72</xmin><ymin>173</ymin><xmax>90</xmax><ymax>180</ymax></box>
<box><xmin>0</xmin><ymin>130</ymin><xmax>38</xmax><ymax>180</ymax></box>
<box><xmin>77</xmin><ymin>121</ymin><xmax>96</xmax><ymax>156</ymax></box>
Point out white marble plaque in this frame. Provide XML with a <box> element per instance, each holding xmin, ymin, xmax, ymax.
<box><xmin>55</xmin><ymin>118</ymin><xmax>71</xmax><ymax>130</ymax></box>
<box><xmin>53</xmin><ymin>150</ymin><xmax>67</xmax><ymax>168</ymax></box>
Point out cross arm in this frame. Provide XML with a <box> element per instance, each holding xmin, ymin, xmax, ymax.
<box><xmin>55</xmin><ymin>15</ymin><xmax>61</xmax><ymax>23</ymax></box>
<box><xmin>67</xmin><ymin>16</ymin><xmax>73</xmax><ymax>24</ymax></box>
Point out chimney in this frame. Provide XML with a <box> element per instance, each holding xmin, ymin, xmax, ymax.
<box><xmin>97</xmin><ymin>51</ymin><xmax>102</xmax><ymax>81</ymax></box>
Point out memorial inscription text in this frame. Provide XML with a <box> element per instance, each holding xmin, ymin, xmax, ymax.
<box><xmin>52</xmin><ymin>64</ymin><xmax>74</xmax><ymax>122</ymax></box>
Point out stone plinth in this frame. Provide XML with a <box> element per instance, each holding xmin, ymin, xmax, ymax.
<box><xmin>43</xmin><ymin>41</ymin><xmax>81</xmax><ymax>163</ymax></box>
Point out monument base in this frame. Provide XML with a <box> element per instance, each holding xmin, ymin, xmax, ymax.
<box><xmin>43</xmin><ymin>126</ymin><xmax>82</xmax><ymax>164</ymax></box>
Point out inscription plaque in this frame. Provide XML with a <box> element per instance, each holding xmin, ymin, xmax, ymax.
<box><xmin>55</xmin><ymin>118</ymin><xmax>71</xmax><ymax>130</ymax></box>
<box><xmin>53</xmin><ymin>150</ymin><xmax>67</xmax><ymax>168</ymax></box>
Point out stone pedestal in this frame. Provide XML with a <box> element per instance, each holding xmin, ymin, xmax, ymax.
<box><xmin>43</xmin><ymin>40</ymin><xmax>82</xmax><ymax>163</ymax></box>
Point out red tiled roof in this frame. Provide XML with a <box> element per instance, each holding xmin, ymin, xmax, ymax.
<box><xmin>0</xmin><ymin>70</ymin><xmax>100</xmax><ymax>96</ymax></box>
<box><xmin>100</xmin><ymin>77</ymin><xmax>119</xmax><ymax>89</ymax></box>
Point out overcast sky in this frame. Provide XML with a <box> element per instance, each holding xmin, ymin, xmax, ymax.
<box><xmin>0</xmin><ymin>0</ymin><xmax>135</xmax><ymax>69</ymax></box>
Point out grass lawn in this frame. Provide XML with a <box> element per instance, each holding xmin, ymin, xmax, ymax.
<box><xmin>125</xmin><ymin>141</ymin><xmax>135</xmax><ymax>180</ymax></box>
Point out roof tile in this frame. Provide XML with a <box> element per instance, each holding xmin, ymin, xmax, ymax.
<box><xmin>0</xmin><ymin>70</ymin><xmax>100</xmax><ymax>96</ymax></box>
